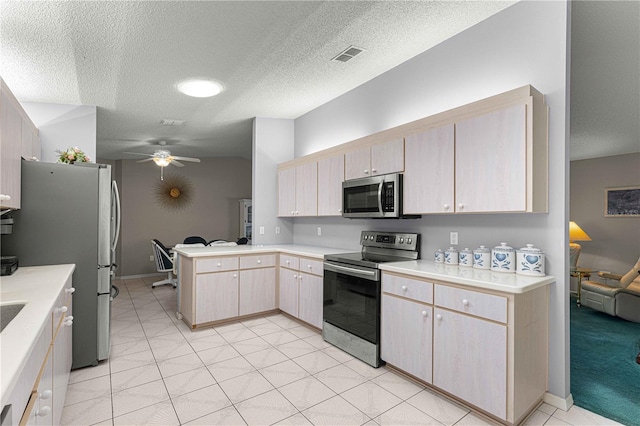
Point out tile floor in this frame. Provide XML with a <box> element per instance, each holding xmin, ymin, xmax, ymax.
<box><xmin>61</xmin><ymin>277</ymin><xmax>622</xmax><ymax>426</ymax></box>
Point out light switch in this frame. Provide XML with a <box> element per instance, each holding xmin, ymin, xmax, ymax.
<box><xmin>450</xmin><ymin>231</ymin><xmax>458</xmax><ymax>245</ymax></box>
<box><xmin>259</xmin><ymin>226</ymin><xmax>265</xmax><ymax>235</ymax></box>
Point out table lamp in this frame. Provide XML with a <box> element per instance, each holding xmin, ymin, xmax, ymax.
<box><xmin>569</xmin><ymin>221</ymin><xmax>592</xmax><ymax>270</ymax></box>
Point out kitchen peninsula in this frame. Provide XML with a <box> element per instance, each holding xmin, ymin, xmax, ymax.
<box><xmin>174</xmin><ymin>243</ymin><xmax>554</xmax><ymax>425</ymax></box>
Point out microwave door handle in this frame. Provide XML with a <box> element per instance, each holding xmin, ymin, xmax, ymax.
<box><xmin>377</xmin><ymin>180</ymin><xmax>384</xmax><ymax>215</ymax></box>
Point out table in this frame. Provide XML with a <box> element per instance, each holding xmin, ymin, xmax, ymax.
<box><xmin>570</xmin><ymin>267</ymin><xmax>593</xmax><ymax>306</ymax></box>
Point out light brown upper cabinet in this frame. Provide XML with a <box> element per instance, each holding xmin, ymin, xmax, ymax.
<box><xmin>1</xmin><ymin>80</ymin><xmax>23</xmax><ymax>209</ymax></box>
<box><xmin>344</xmin><ymin>138</ymin><xmax>404</xmax><ymax>180</ymax></box>
<box><xmin>278</xmin><ymin>162</ymin><xmax>318</xmax><ymax>217</ymax></box>
<box><xmin>404</xmin><ymin>124</ymin><xmax>455</xmax><ymax>214</ymax></box>
<box><xmin>455</xmin><ymin>103</ymin><xmax>537</xmax><ymax>213</ymax></box>
<box><xmin>317</xmin><ymin>154</ymin><xmax>344</xmax><ymax>216</ymax></box>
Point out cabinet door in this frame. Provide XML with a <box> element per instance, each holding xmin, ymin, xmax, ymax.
<box><xmin>298</xmin><ymin>272</ymin><xmax>323</xmax><ymax>329</ymax></box>
<box><xmin>195</xmin><ymin>271</ymin><xmax>239</xmax><ymax>323</ymax></box>
<box><xmin>295</xmin><ymin>162</ymin><xmax>317</xmax><ymax>216</ymax></box>
<box><xmin>239</xmin><ymin>268</ymin><xmax>276</xmax><ymax>315</ymax></box>
<box><xmin>371</xmin><ymin>138</ymin><xmax>404</xmax><ymax>176</ymax></box>
<box><xmin>0</xmin><ymin>87</ymin><xmax>22</xmax><ymax>209</ymax></box>
<box><xmin>278</xmin><ymin>167</ymin><xmax>296</xmax><ymax>217</ymax></box>
<box><xmin>433</xmin><ymin>307</ymin><xmax>507</xmax><ymax>419</ymax></box>
<box><xmin>53</xmin><ymin>288</ymin><xmax>73</xmax><ymax>426</ymax></box>
<box><xmin>404</xmin><ymin>125</ymin><xmax>454</xmax><ymax>214</ymax></box>
<box><xmin>278</xmin><ymin>267</ymin><xmax>299</xmax><ymax>317</ymax></box>
<box><xmin>34</xmin><ymin>350</ymin><xmax>54</xmax><ymax>425</ymax></box>
<box><xmin>317</xmin><ymin>155</ymin><xmax>344</xmax><ymax>216</ymax></box>
<box><xmin>21</xmin><ymin>119</ymin><xmax>40</xmax><ymax>161</ymax></box>
<box><xmin>344</xmin><ymin>146</ymin><xmax>371</xmax><ymax>180</ymax></box>
<box><xmin>455</xmin><ymin>104</ymin><xmax>527</xmax><ymax>213</ymax></box>
<box><xmin>381</xmin><ymin>294</ymin><xmax>432</xmax><ymax>383</ymax></box>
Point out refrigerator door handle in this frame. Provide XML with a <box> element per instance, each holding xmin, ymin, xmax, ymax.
<box><xmin>111</xmin><ymin>181</ymin><xmax>121</xmax><ymax>252</ymax></box>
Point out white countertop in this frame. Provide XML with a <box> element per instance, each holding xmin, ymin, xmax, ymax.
<box><xmin>380</xmin><ymin>260</ymin><xmax>555</xmax><ymax>294</ymax></box>
<box><xmin>172</xmin><ymin>243</ymin><xmax>349</xmax><ymax>259</ymax></box>
<box><xmin>0</xmin><ymin>264</ymin><xmax>75</xmax><ymax>406</ymax></box>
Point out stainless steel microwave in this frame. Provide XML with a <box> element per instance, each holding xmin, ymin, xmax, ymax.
<box><xmin>342</xmin><ymin>173</ymin><xmax>416</xmax><ymax>219</ymax></box>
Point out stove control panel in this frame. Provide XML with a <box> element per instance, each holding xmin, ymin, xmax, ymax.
<box><xmin>360</xmin><ymin>231</ymin><xmax>420</xmax><ymax>251</ymax></box>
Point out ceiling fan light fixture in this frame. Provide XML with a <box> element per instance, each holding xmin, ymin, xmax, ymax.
<box><xmin>153</xmin><ymin>157</ymin><xmax>171</xmax><ymax>167</ymax></box>
<box><xmin>176</xmin><ymin>78</ymin><xmax>223</xmax><ymax>98</ymax></box>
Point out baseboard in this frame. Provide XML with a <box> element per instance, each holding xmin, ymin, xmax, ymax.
<box><xmin>544</xmin><ymin>392</ymin><xmax>574</xmax><ymax>411</ymax></box>
<box><xmin>116</xmin><ymin>273</ymin><xmax>164</xmax><ymax>280</ymax></box>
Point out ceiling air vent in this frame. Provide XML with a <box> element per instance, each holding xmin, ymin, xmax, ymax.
<box><xmin>332</xmin><ymin>46</ymin><xmax>365</xmax><ymax>63</ymax></box>
<box><xmin>159</xmin><ymin>119</ymin><xmax>185</xmax><ymax>126</ymax></box>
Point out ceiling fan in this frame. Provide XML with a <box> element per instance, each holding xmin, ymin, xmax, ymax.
<box><xmin>124</xmin><ymin>141</ymin><xmax>200</xmax><ymax>179</ymax></box>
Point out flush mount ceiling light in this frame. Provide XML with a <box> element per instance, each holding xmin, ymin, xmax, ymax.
<box><xmin>176</xmin><ymin>78</ymin><xmax>223</xmax><ymax>98</ymax></box>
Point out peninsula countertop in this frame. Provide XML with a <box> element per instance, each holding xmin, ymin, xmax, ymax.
<box><xmin>380</xmin><ymin>260</ymin><xmax>555</xmax><ymax>294</ymax></box>
<box><xmin>0</xmin><ymin>264</ymin><xmax>75</xmax><ymax>407</ymax></box>
<box><xmin>172</xmin><ymin>243</ymin><xmax>351</xmax><ymax>259</ymax></box>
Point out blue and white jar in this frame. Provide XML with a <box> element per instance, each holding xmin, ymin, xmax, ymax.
<box><xmin>444</xmin><ymin>247</ymin><xmax>459</xmax><ymax>265</ymax></box>
<box><xmin>473</xmin><ymin>246</ymin><xmax>490</xmax><ymax>269</ymax></box>
<box><xmin>459</xmin><ymin>248</ymin><xmax>473</xmax><ymax>267</ymax></box>
<box><xmin>516</xmin><ymin>244</ymin><xmax>545</xmax><ymax>276</ymax></box>
<box><xmin>434</xmin><ymin>249</ymin><xmax>444</xmax><ymax>263</ymax></box>
<box><xmin>491</xmin><ymin>242</ymin><xmax>516</xmax><ymax>273</ymax></box>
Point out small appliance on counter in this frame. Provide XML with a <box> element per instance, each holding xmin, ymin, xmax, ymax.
<box><xmin>1</xmin><ymin>255</ymin><xmax>18</xmax><ymax>276</ymax></box>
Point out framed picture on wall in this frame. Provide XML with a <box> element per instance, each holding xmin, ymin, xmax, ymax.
<box><xmin>605</xmin><ymin>186</ymin><xmax>640</xmax><ymax>217</ymax></box>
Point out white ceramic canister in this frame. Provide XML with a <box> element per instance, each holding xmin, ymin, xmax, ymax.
<box><xmin>473</xmin><ymin>246</ymin><xmax>491</xmax><ymax>269</ymax></box>
<box><xmin>516</xmin><ymin>244</ymin><xmax>546</xmax><ymax>276</ymax></box>
<box><xmin>491</xmin><ymin>242</ymin><xmax>516</xmax><ymax>273</ymax></box>
<box><xmin>444</xmin><ymin>247</ymin><xmax>459</xmax><ymax>265</ymax></box>
<box><xmin>434</xmin><ymin>249</ymin><xmax>444</xmax><ymax>263</ymax></box>
<box><xmin>459</xmin><ymin>248</ymin><xmax>473</xmax><ymax>267</ymax></box>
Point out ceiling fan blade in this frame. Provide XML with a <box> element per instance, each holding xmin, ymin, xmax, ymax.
<box><xmin>171</xmin><ymin>156</ymin><xmax>201</xmax><ymax>163</ymax></box>
<box><xmin>136</xmin><ymin>158</ymin><xmax>155</xmax><ymax>163</ymax></box>
<box><xmin>124</xmin><ymin>152</ymin><xmax>155</xmax><ymax>157</ymax></box>
<box><xmin>170</xmin><ymin>160</ymin><xmax>185</xmax><ymax>167</ymax></box>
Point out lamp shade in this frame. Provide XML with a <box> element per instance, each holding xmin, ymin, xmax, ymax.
<box><xmin>569</xmin><ymin>221</ymin><xmax>592</xmax><ymax>242</ymax></box>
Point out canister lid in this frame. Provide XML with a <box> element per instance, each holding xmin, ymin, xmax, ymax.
<box><xmin>461</xmin><ymin>248</ymin><xmax>473</xmax><ymax>253</ymax></box>
<box><xmin>493</xmin><ymin>242</ymin><xmax>515</xmax><ymax>252</ymax></box>
<box><xmin>518</xmin><ymin>243</ymin><xmax>544</xmax><ymax>254</ymax></box>
<box><xmin>445</xmin><ymin>247</ymin><xmax>458</xmax><ymax>252</ymax></box>
<box><xmin>474</xmin><ymin>245</ymin><xmax>490</xmax><ymax>253</ymax></box>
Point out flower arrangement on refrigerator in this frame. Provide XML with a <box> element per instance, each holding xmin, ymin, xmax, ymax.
<box><xmin>56</xmin><ymin>147</ymin><xmax>91</xmax><ymax>164</ymax></box>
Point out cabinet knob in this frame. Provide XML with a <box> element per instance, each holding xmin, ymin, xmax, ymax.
<box><xmin>308</xmin><ymin>264</ymin><xmax>312</xmax><ymax>269</ymax></box>
<box><xmin>462</xmin><ymin>299</ymin><xmax>469</xmax><ymax>306</ymax></box>
<box><xmin>57</xmin><ymin>306</ymin><xmax>68</xmax><ymax>314</ymax></box>
<box><xmin>338</xmin><ymin>209</ymin><xmax>342</xmax><ymax>213</ymax></box>
<box><xmin>257</xmin><ymin>259</ymin><xmax>262</xmax><ymax>264</ymax></box>
<box><xmin>291</xmin><ymin>211</ymin><xmax>295</xmax><ymax>215</ymax></box>
<box><xmin>401</xmin><ymin>285</ymin><xmax>407</xmax><ymax>291</ymax></box>
<box><xmin>421</xmin><ymin>311</ymin><xmax>428</xmax><ymax>317</ymax></box>
<box><xmin>364</xmin><ymin>169</ymin><xmax>369</xmax><ymax>174</ymax></box>
<box><xmin>299</xmin><ymin>275</ymin><xmax>303</xmax><ymax>280</ymax></box>
<box><xmin>65</xmin><ymin>287</ymin><xmax>76</xmax><ymax>294</ymax></box>
<box><xmin>295</xmin><ymin>211</ymin><xmax>299</xmax><ymax>215</ymax></box>
<box><xmin>436</xmin><ymin>314</ymin><xmax>443</xmax><ymax>321</ymax></box>
<box><xmin>36</xmin><ymin>406</ymin><xmax>51</xmax><ymax>417</ymax></box>
<box><xmin>217</xmin><ymin>262</ymin><xmax>222</xmax><ymax>267</ymax></box>
<box><xmin>371</xmin><ymin>168</ymin><xmax>377</xmax><ymax>173</ymax></box>
<box><xmin>443</xmin><ymin>204</ymin><xmax>450</xmax><ymax>211</ymax></box>
<box><xmin>65</xmin><ymin>320</ymin><xmax>73</xmax><ymax>327</ymax></box>
<box><xmin>293</xmin><ymin>274</ymin><xmax>297</xmax><ymax>279</ymax></box>
<box><xmin>233</xmin><ymin>273</ymin><xmax>237</xmax><ymax>278</ymax></box>
<box><xmin>458</xmin><ymin>203</ymin><xmax>464</xmax><ymax>210</ymax></box>
<box><xmin>286</xmin><ymin>260</ymin><xmax>290</xmax><ymax>264</ymax></box>
<box><xmin>40</xmin><ymin>389</ymin><xmax>52</xmax><ymax>400</ymax></box>
<box><xmin>0</xmin><ymin>194</ymin><xmax>11</xmax><ymax>201</ymax></box>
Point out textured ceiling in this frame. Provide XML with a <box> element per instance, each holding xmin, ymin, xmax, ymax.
<box><xmin>1</xmin><ymin>1</ymin><xmax>638</xmax><ymax>162</ymax></box>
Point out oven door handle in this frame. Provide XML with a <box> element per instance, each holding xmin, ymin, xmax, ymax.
<box><xmin>324</xmin><ymin>262</ymin><xmax>380</xmax><ymax>281</ymax></box>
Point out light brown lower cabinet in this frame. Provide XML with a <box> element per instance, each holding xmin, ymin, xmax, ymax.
<box><xmin>381</xmin><ymin>272</ymin><xmax>548</xmax><ymax>425</ymax></box>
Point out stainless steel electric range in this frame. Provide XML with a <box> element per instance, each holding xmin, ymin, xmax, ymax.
<box><xmin>323</xmin><ymin>231</ymin><xmax>420</xmax><ymax>367</ymax></box>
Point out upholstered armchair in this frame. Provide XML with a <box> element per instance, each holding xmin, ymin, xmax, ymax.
<box><xmin>581</xmin><ymin>257</ymin><xmax>640</xmax><ymax>323</ymax></box>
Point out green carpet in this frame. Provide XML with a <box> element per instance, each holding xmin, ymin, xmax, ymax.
<box><xmin>570</xmin><ymin>302</ymin><xmax>640</xmax><ymax>426</ymax></box>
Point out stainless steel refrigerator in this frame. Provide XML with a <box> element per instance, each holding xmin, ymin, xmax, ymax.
<box><xmin>2</xmin><ymin>160</ymin><xmax>121</xmax><ymax>369</ymax></box>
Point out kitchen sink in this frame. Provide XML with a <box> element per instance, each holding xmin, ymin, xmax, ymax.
<box><xmin>0</xmin><ymin>303</ymin><xmax>25</xmax><ymax>333</ymax></box>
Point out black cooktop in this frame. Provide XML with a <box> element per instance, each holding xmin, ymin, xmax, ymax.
<box><xmin>325</xmin><ymin>251</ymin><xmax>415</xmax><ymax>269</ymax></box>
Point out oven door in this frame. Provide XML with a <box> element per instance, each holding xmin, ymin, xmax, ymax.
<box><xmin>323</xmin><ymin>261</ymin><xmax>381</xmax><ymax>344</ymax></box>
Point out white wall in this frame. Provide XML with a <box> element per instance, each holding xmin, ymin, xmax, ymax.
<box><xmin>291</xmin><ymin>1</ymin><xmax>572</xmax><ymax>404</ymax></box>
<box><xmin>21</xmin><ymin>102</ymin><xmax>97</xmax><ymax>163</ymax></box>
<box><xmin>252</xmin><ymin>117</ymin><xmax>295</xmax><ymax>245</ymax></box>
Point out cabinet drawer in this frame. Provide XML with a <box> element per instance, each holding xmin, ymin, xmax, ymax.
<box><xmin>279</xmin><ymin>254</ymin><xmax>299</xmax><ymax>270</ymax></box>
<box><xmin>298</xmin><ymin>258</ymin><xmax>324</xmax><ymax>276</ymax></box>
<box><xmin>434</xmin><ymin>284</ymin><xmax>507</xmax><ymax>323</ymax></box>
<box><xmin>240</xmin><ymin>254</ymin><xmax>276</xmax><ymax>269</ymax></box>
<box><xmin>196</xmin><ymin>256</ymin><xmax>239</xmax><ymax>273</ymax></box>
<box><xmin>382</xmin><ymin>273</ymin><xmax>433</xmax><ymax>304</ymax></box>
